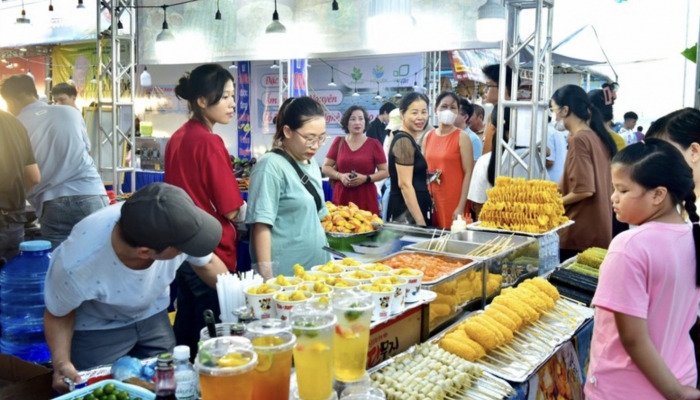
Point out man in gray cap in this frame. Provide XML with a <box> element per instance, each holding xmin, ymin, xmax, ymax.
<box><xmin>43</xmin><ymin>183</ymin><xmax>228</xmax><ymax>393</ymax></box>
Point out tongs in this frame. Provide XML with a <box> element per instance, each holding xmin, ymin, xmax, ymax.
<box><xmin>322</xmin><ymin>246</ymin><xmax>347</xmax><ymax>259</ymax></box>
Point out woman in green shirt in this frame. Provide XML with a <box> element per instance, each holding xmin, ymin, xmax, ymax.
<box><xmin>246</xmin><ymin>97</ymin><xmax>331</xmax><ymax>278</ymax></box>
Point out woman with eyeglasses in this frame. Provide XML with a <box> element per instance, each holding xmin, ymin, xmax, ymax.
<box><xmin>386</xmin><ymin>92</ymin><xmax>432</xmax><ymax>226</ymax></box>
<box><xmin>550</xmin><ymin>85</ymin><xmax>618</xmax><ymax>262</ymax></box>
<box><xmin>321</xmin><ymin>105</ymin><xmax>388</xmax><ymax>215</ymax></box>
<box><xmin>246</xmin><ymin>96</ymin><xmax>331</xmax><ymax>278</ymax></box>
<box><xmin>421</xmin><ymin>92</ymin><xmax>474</xmax><ymax>228</ymax></box>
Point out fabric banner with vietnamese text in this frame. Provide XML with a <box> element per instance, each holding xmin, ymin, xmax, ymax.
<box><xmin>237</xmin><ymin>61</ymin><xmax>252</xmax><ymax>159</ymax></box>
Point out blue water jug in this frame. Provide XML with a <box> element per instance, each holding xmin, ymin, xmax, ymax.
<box><xmin>0</xmin><ymin>240</ymin><xmax>52</xmax><ymax>363</ymax></box>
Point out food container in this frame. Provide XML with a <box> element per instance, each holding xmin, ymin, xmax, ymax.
<box><xmin>273</xmin><ymin>291</ymin><xmax>313</xmax><ymax>322</ymax></box>
<box><xmin>359</xmin><ymin>284</ymin><xmax>396</xmax><ymax>320</ymax></box>
<box><xmin>370</xmin><ymin>276</ymin><xmax>407</xmax><ymax>314</ymax></box>
<box><xmin>389</xmin><ymin>268</ymin><xmax>424</xmax><ymax>303</ymax></box>
<box><xmin>341</xmin><ymin>270</ymin><xmax>376</xmax><ymax>285</ymax></box>
<box><xmin>265</xmin><ymin>277</ymin><xmax>303</xmax><ymax>292</ymax></box>
<box><xmin>245</xmin><ymin>284</ymin><xmax>281</xmax><ymax>319</ymax></box>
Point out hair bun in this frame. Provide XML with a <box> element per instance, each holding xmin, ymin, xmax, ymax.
<box><xmin>174</xmin><ymin>73</ymin><xmax>191</xmax><ymax>101</ymax></box>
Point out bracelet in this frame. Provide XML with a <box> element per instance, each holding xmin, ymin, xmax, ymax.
<box><xmin>366</xmin><ymin>175</ymin><xmax>372</xmax><ymax>184</ymax></box>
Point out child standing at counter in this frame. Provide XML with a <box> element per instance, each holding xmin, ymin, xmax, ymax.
<box><xmin>585</xmin><ymin>139</ymin><xmax>700</xmax><ymax>400</ymax></box>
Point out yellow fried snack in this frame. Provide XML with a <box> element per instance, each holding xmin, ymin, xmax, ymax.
<box><xmin>340</xmin><ymin>258</ymin><xmax>361</xmax><ymax>266</ymax></box>
<box><xmin>430</xmin><ymin>303</ymin><xmax>452</xmax><ymax>318</ymax></box>
<box><xmin>472</xmin><ymin>315</ymin><xmax>505</xmax><ymax>345</ymax></box>
<box><xmin>363</xmin><ymin>263</ymin><xmax>392</xmax><ymax>272</ymax></box>
<box><xmin>275</xmin><ymin>293</ymin><xmax>290</xmax><ymax>301</ymax></box>
<box><xmin>519</xmin><ymin>283</ymin><xmax>555</xmax><ymax>310</ymax></box>
<box><xmin>484</xmin><ymin>307</ymin><xmax>517</xmax><ymax>331</ymax></box>
<box><xmin>502</xmin><ymin>287</ymin><xmax>547</xmax><ymax>313</ymax></box>
<box><xmin>361</xmin><ymin>284</ymin><xmax>393</xmax><ymax>293</ymax></box>
<box><xmin>493</xmin><ymin>295</ymin><xmax>533</xmax><ymax>323</ymax></box>
<box><xmin>439</xmin><ymin>338</ymin><xmax>480</xmax><ymax>362</ymax></box>
<box><xmin>274</xmin><ymin>275</ymin><xmax>296</xmax><ymax>286</ymax></box>
<box><xmin>373</xmin><ymin>276</ymin><xmax>403</xmax><ymax>285</ymax></box>
<box><xmin>392</xmin><ymin>268</ymin><xmax>422</xmax><ymax>277</ymax></box>
<box><xmin>447</xmin><ymin>329</ymin><xmax>487</xmax><ymax>359</ymax></box>
<box><xmin>347</xmin><ymin>271</ymin><xmax>374</xmax><ymax>280</ymax></box>
<box><xmin>459</xmin><ymin>319</ymin><xmax>499</xmax><ymax>351</ymax></box>
<box><xmin>489</xmin><ymin>303</ymin><xmax>523</xmax><ymax>329</ymax></box>
<box><xmin>311</xmin><ymin>281</ymin><xmax>332</xmax><ymax>293</ymax></box>
<box><xmin>248</xmin><ymin>284</ymin><xmax>278</xmax><ymax>295</ymax></box>
<box><xmin>289</xmin><ymin>291</ymin><xmax>308</xmax><ymax>301</ymax></box>
<box><xmin>318</xmin><ymin>262</ymin><xmax>344</xmax><ymax>274</ymax></box>
<box><xmin>529</xmin><ymin>277</ymin><xmax>561</xmax><ymax>301</ymax></box>
<box><xmin>293</xmin><ymin>264</ymin><xmax>305</xmax><ymax>278</ymax></box>
<box><xmin>302</xmin><ymin>273</ymin><xmax>326</xmax><ymax>282</ymax></box>
<box><xmin>480</xmin><ymin>314</ymin><xmax>513</xmax><ymax>343</ymax></box>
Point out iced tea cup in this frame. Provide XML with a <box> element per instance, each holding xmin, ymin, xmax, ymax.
<box><xmin>196</xmin><ymin>337</ymin><xmax>258</xmax><ymax>400</ymax></box>
<box><xmin>266</xmin><ymin>276</ymin><xmax>303</xmax><ymax>292</ymax></box>
<box><xmin>359</xmin><ymin>284</ymin><xmax>396</xmax><ymax>321</ymax></box>
<box><xmin>390</xmin><ymin>268</ymin><xmax>423</xmax><ymax>302</ymax></box>
<box><xmin>359</xmin><ymin>263</ymin><xmax>392</xmax><ymax>277</ymax></box>
<box><xmin>245</xmin><ymin>320</ymin><xmax>296</xmax><ymax>400</ymax></box>
<box><xmin>332</xmin><ymin>296</ymin><xmax>374</xmax><ymax>383</ymax></box>
<box><xmin>273</xmin><ymin>291</ymin><xmax>313</xmax><ymax>322</ymax></box>
<box><xmin>291</xmin><ymin>304</ymin><xmax>337</xmax><ymax>400</ymax></box>
<box><xmin>245</xmin><ymin>283</ymin><xmax>281</xmax><ymax>319</ymax></box>
<box><xmin>371</xmin><ymin>276</ymin><xmax>408</xmax><ymax>314</ymax></box>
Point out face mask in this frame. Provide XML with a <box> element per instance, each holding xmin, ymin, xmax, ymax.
<box><xmin>554</xmin><ymin>119</ymin><xmax>567</xmax><ymax>132</ymax></box>
<box><xmin>437</xmin><ymin>110</ymin><xmax>457</xmax><ymax>125</ymax></box>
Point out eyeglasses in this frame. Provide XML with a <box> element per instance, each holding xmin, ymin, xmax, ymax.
<box><xmin>294</xmin><ymin>130</ymin><xmax>328</xmax><ymax>147</ymax></box>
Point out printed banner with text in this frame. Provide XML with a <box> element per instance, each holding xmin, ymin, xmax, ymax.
<box><xmin>237</xmin><ymin>61</ymin><xmax>252</xmax><ymax>159</ymax></box>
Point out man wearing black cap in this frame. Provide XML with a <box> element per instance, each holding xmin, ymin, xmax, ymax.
<box><xmin>43</xmin><ymin>183</ymin><xmax>228</xmax><ymax>393</ymax></box>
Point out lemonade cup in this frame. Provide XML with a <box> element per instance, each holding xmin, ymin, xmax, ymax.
<box><xmin>244</xmin><ymin>320</ymin><xmax>296</xmax><ymax>400</ymax></box>
<box><xmin>273</xmin><ymin>291</ymin><xmax>313</xmax><ymax>322</ymax></box>
<box><xmin>371</xmin><ymin>276</ymin><xmax>408</xmax><ymax>314</ymax></box>
<box><xmin>389</xmin><ymin>268</ymin><xmax>423</xmax><ymax>302</ymax></box>
<box><xmin>199</xmin><ymin>324</ymin><xmax>251</xmax><ymax>341</ymax></box>
<box><xmin>245</xmin><ymin>283</ymin><xmax>282</xmax><ymax>319</ymax></box>
<box><xmin>266</xmin><ymin>277</ymin><xmax>303</xmax><ymax>292</ymax></box>
<box><xmin>291</xmin><ymin>305</ymin><xmax>337</xmax><ymax>400</ymax></box>
<box><xmin>196</xmin><ymin>337</ymin><xmax>258</xmax><ymax>400</ymax></box>
<box><xmin>311</xmin><ymin>264</ymin><xmax>346</xmax><ymax>277</ymax></box>
<box><xmin>359</xmin><ymin>263</ymin><xmax>392</xmax><ymax>277</ymax></box>
<box><xmin>332</xmin><ymin>296</ymin><xmax>374</xmax><ymax>383</ymax></box>
<box><xmin>341</xmin><ymin>271</ymin><xmax>375</xmax><ymax>285</ymax></box>
<box><xmin>359</xmin><ymin>284</ymin><xmax>396</xmax><ymax>321</ymax></box>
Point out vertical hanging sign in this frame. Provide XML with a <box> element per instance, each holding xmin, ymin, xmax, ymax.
<box><xmin>237</xmin><ymin>61</ymin><xmax>252</xmax><ymax>159</ymax></box>
<box><xmin>289</xmin><ymin>59</ymin><xmax>308</xmax><ymax>98</ymax></box>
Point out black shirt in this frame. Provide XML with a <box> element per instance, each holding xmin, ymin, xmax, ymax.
<box><xmin>366</xmin><ymin>118</ymin><xmax>387</xmax><ymax>146</ymax></box>
<box><xmin>387</xmin><ymin>131</ymin><xmax>431</xmax><ymax>225</ymax></box>
<box><xmin>0</xmin><ymin>111</ymin><xmax>36</xmax><ymax>213</ymax></box>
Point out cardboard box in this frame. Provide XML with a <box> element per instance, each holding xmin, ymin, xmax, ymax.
<box><xmin>366</xmin><ymin>305</ymin><xmax>424</xmax><ymax>369</ymax></box>
<box><xmin>0</xmin><ymin>354</ymin><xmax>53</xmax><ymax>400</ymax></box>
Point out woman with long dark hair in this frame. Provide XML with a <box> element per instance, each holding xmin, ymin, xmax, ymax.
<box><xmin>551</xmin><ymin>84</ymin><xmax>617</xmax><ymax>261</ymax></box>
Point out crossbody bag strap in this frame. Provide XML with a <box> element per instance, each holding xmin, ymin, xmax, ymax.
<box><xmin>271</xmin><ymin>148</ymin><xmax>323</xmax><ymax>212</ymax></box>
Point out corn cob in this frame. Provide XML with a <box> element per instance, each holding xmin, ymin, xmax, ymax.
<box><xmin>567</xmin><ymin>263</ymin><xmax>600</xmax><ymax>278</ymax></box>
<box><xmin>576</xmin><ymin>247</ymin><xmax>608</xmax><ymax>269</ymax></box>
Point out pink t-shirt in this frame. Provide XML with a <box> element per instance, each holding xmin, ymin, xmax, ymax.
<box><xmin>585</xmin><ymin>222</ymin><xmax>700</xmax><ymax>400</ymax></box>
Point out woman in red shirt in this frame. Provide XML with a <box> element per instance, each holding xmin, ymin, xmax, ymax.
<box><xmin>321</xmin><ymin>105</ymin><xmax>388</xmax><ymax>215</ymax></box>
<box><xmin>165</xmin><ymin>63</ymin><xmax>244</xmax><ymax>359</ymax></box>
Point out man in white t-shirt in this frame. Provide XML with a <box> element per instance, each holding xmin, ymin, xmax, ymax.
<box><xmin>44</xmin><ymin>183</ymin><xmax>228</xmax><ymax>393</ymax></box>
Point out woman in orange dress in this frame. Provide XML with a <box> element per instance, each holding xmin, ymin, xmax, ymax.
<box><xmin>422</xmin><ymin>92</ymin><xmax>474</xmax><ymax>228</ymax></box>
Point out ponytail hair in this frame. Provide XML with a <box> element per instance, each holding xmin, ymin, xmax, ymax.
<box><xmin>273</xmin><ymin>96</ymin><xmax>325</xmax><ymax>147</ymax></box>
<box><xmin>551</xmin><ymin>85</ymin><xmax>617</xmax><ymax>158</ymax></box>
<box><xmin>487</xmin><ymin>124</ymin><xmax>509</xmax><ymax>186</ymax></box>
<box><xmin>646</xmin><ymin>108</ymin><xmax>700</xmax><ymax>150</ymax></box>
<box><xmin>612</xmin><ymin>138</ymin><xmax>700</xmax><ymax>286</ymax></box>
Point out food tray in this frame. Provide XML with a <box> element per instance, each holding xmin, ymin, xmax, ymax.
<box><xmin>55</xmin><ymin>379</ymin><xmax>155</xmax><ymax>400</ymax></box>
<box><xmin>373</xmin><ymin>250</ymin><xmax>482</xmax><ymax>288</ymax></box>
<box><xmin>326</xmin><ymin>231</ymin><xmax>377</xmax><ymax>252</ymax></box>
<box><xmin>430</xmin><ymin>298</ymin><xmax>593</xmax><ymax>382</ymax></box>
<box><xmin>368</xmin><ymin>343</ymin><xmax>515</xmax><ymax>399</ymax></box>
<box><xmin>350</xmin><ymin>241</ymin><xmax>395</xmax><ymax>255</ymax></box>
<box><xmin>466</xmin><ymin>220</ymin><xmax>575</xmax><ymax>238</ymax></box>
<box><xmin>377</xmin><ymin>222</ymin><xmax>445</xmax><ymax>238</ymax></box>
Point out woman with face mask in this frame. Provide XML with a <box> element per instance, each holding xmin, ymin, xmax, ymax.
<box><xmin>550</xmin><ymin>85</ymin><xmax>618</xmax><ymax>262</ymax></box>
<box><xmin>421</xmin><ymin>92</ymin><xmax>474</xmax><ymax>228</ymax></box>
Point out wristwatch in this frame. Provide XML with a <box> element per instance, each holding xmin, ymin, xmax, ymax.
<box><xmin>366</xmin><ymin>175</ymin><xmax>372</xmax><ymax>184</ymax></box>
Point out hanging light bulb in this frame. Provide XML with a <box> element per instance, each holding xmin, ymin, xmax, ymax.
<box><xmin>16</xmin><ymin>0</ymin><xmax>31</xmax><ymax>26</ymax></box>
<box><xmin>68</xmin><ymin>75</ymin><xmax>75</xmax><ymax>84</ymax></box>
<box><xmin>115</xmin><ymin>6</ymin><xmax>123</xmax><ymax>30</ymax></box>
<box><xmin>229</xmin><ymin>61</ymin><xmax>237</xmax><ymax>69</ymax></box>
<box><xmin>140</xmin><ymin>66</ymin><xmax>152</xmax><ymax>87</ymax></box>
<box><xmin>328</xmin><ymin>67</ymin><xmax>336</xmax><ymax>87</ymax></box>
<box><xmin>91</xmin><ymin>74</ymin><xmax>97</xmax><ymax>84</ymax></box>
<box><xmin>352</xmin><ymin>81</ymin><xmax>360</xmax><ymax>97</ymax></box>
<box><xmin>215</xmin><ymin>0</ymin><xmax>222</xmax><ymax>20</ymax></box>
<box><xmin>476</xmin><ymin>0</ymin><xmax>506</xmax><ymax>42</ymax></box>
<box><xmin>270</xmin><ymin>60</ymin><xmax>279</xmax><ymax>69</ymax></box>
<box><xmin>76</xmin><ymin>0</ymin><xmax>86</xmax><ymax>10</ymax></box>
<box><xmin>45</xmin><ymin>75</ymin><xmax>52</xmax><ymax>82</ymax></box>
<box><xmin>265</xmin><ymin>0</ymin><xmax>286</xmax><ymax>35</ymax></box>
<box><xmin>374</xmin><ymin>82</ymin><xmax>382</xmax><ymax>99</ymax></box>
<box><xmin>155</xmin><ymin>5</ymin><xmax>177</xmax><ymax>59</ymax></box>
<box><xmin>156</xmin><ymin>5</ymin><xmax>175</xmax><ymax>42</ymax></box>
<box><xmin>19</xmin><ymin>47</ymin><xmax>27</xmax><ymax>52</ymax></box>
<box><xmin>48</xmin><ymin>0</ymin><xmax>53</xmax><ymax>11</ymax></box>
<box><xmin>332</xmin><ymin>0</ymin><xmax>339</xmax><ymax>11</ymax></box>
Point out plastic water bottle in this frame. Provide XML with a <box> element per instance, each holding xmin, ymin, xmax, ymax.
<box><xmin>0</xmin><ymin>240</ymin><xmax>52</xmax><ymax>363</ymax></box>
<box><xmin>173</xmin><ymin>345</ymin><xmax>198</xmax><ymax>400</ymax></box>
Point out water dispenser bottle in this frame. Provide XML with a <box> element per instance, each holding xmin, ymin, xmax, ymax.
<box><xmin>0</xmin><ymin>240</ymin><xmax>52</xmax><ymax>363</ymax></box>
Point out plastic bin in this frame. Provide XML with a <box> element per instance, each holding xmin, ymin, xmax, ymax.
<box><xmin>52</xmin><ymin>379</ymin><xmax>155</xmax><ymax>400</ymax></box>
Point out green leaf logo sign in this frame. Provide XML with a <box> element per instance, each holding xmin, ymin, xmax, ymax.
<box><xmin>351</xmin><ymin>67</ymin><xmax>363</xmax><ymax>81</ymax></box>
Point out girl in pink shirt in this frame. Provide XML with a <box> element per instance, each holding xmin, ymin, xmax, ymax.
<box><xmin>586</xmin><ymin>138</ymin><xmax>700</xmax><ymax>400</ymax></box>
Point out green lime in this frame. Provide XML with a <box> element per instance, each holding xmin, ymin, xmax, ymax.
<box><xmin>198</xmin><ymin>348</ymin><xmax>216</xmax><ymax>367</ymax></box>
<box><xmin>84</xmin><ymin>395</ymin><xmax>96</xmax><ymax>400</ymax></box>
<box><xmin>104</xmin><ymin>383</ymin><xmax>116</xmax><ymax>395</ymax></box>
<box><xmin>106</xmin><ymin>394</ymin><xmax>117</xmax><ymax>400</ymax></box>
<box><xmin>116</xmin><ymin>391</ymin><xmax>129</xmax><ymax>400</ymax></box>
<box><xmin>93</xmin><ymin>388</ymin><xmax>104</xmax><ymax>398</ymax></box>
<box><xmin>345</xmin><ymin>310</ymin><xmax>363</xmax><ymax>321</ymax></box>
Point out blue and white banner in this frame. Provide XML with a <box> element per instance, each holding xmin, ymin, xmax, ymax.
<box><xmin>237</xmin><ymin>61</ymin><xmax>252</xmax><ymax>159</ymax></box>
<box><xmin>289</xmin><ymin>59</ymin><xmax>308</xmax><ymax>98</ymax></box>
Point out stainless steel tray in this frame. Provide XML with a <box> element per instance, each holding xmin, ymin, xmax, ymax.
<box><xmin>374</xmin><ymin>250</ymin><xmax>482</xmax><ymax>288</ymax></box>
<box><xmin>467</xmin><ymin>220</ymin><xmax>575</xmax><ymax>238</ymax></box>
<box><xmin>377</xmin><ymin>222</ymin><xmax>445</xmax><ymax>238</ymax></box>
<box><xmin>368</xmin><ymin>343</ymin><xmax>515</xmax><ymax>399</ymax></box>
<box><xmin>430</xmin><ymin>298</ymin><xmax>593</xmax><ymax>382</ymax></box>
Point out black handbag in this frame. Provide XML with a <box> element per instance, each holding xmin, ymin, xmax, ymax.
<box><xmin>270</xmin><ymin>148</ymin><xmax>323</xmax><ymax>212</ymax></box>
